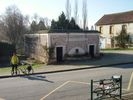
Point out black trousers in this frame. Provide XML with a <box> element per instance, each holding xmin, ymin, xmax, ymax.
<box><xmin>11</xmin><ymin>64</ymin><xmax>18</xmax><ymax>74</ymax></box>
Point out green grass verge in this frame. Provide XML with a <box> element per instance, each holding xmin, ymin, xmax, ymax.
<box><xmin>0</xmin><ymin>67</ymin><xmax>11</xmax><ymax>74</ymax></box>
<box><xmin>101</xmin><ymin>48</ymin><xmax>133</xmax><ymax>51</ymax></box>
<box><xmin>0</xmin><ymin>63</ymin><xmax>44</xmax><ymax>75</ymax></box>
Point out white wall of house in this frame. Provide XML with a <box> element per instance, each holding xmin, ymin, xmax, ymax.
<box><xmin>100</xmin><ymin>37</ymin><xmax>106</xmax><ymax>49</ymax></box>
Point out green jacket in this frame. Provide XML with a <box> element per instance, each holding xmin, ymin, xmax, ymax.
<box><xmin>11</xmin><ymin>55</ymin><xmax>19</xmax><ymax>65</ymax></box>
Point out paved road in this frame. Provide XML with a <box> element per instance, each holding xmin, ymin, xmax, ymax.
<box><xmin>0</xmin><ymin>64</ymin><xmax>133</xmax><ymax>100</ymax></box>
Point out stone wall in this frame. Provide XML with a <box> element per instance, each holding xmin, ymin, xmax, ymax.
<box><xmin>24</xmin><ymin>32</ymin><xmax>100</xmax><ymax>64</ymax></box>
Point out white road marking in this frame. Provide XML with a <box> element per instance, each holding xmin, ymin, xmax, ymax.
<box><xmin>127</xmin><ymin>72</ymin><xmax>133</xmax><ymax>91</ymax></box>
<box><xmin>40</xmin><ymin>81</ymin><xmax>70</xmax><ymax>100</ymax></box>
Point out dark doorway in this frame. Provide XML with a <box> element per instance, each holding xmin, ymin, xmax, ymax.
<box><xmin>89</xmin><ymin>45</ymin><xmax>95</xmax><ymax>58</ymax></box>
<box><xmin>56</xmin><ymin>47</ymin><xmax>63</xmax><ymax>63</ymax></box>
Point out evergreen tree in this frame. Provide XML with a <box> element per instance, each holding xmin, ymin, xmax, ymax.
<box><xmin>30</xmin><ymin>20</ymin><xmax>38</xmax><ymax>33</ymax></box>
<box><xmin>57</xmin><ymin>12</ymin><xmax>68</xmax><ymax>29</ymax></box>
<box><xmin>115</xmin><ymin>28</ymin><xmax>131</xmax><ymax>48</ymax></box>
<box><xmin>69</xmin><ymin>17</ymin><xmax>80</xmax><ymax>29</ymax></box>
<box><xmin>38</xmin><ymin>20</ymin><xmax>46</xmax><ymax>30</ymax></box>
<box><xmin>51</xmin><ymin>20</ymin><xmax>58</xmax><ymax>30</ymax></box>
<box><xmin>50</xmin><ymin>12</ymin><xmax>80</xmax><ymax>31</ymax></box>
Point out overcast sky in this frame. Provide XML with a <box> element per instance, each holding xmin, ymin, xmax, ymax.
<box><xmin>0</xmin><ymin>0</ymin><xmax>133</xmax><ymax>28</ymax></box>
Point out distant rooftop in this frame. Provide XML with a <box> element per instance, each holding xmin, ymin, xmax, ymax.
<box><xmin>95</xmin><ymin>10</ymin><xmax>133</xmax><ymax>25</ymax></box>
<box><xmin>48</xmin><ymin>29</ymin><xmax>99</xmax><ymax>33</ymax></box>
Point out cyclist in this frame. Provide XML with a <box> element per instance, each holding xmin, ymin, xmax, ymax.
<box><xmin>11</xmin><ymin>52</ymin><xmax>19</xmax><ymax>75</ymax></box>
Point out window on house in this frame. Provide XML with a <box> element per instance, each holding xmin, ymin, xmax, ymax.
<box><xmin>122</xmin><ymin>25</ymin><xmax>127</xmax><ymax>31</ymax></box>
<box><xmin>109</xmin><ymin>26</ymin><xmax>114</xmax><ymax>34</ymax></box>
<box><xmin>99</xmin><ymin>26</ymin><xmax>103</xmax><ymax>33</ymax></box>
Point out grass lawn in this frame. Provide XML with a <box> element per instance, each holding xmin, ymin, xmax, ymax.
<box><xmin>0</xmin><ymin>67</ymin><xmax>11</xmax><ymax>75</ymax></box>
<box><xmin>0</xmin><ymin>63</ymin><xmax>44</xmax><ymax>76</ymax></box>
<box><xmin>101</xmin><ymin>48</ymin><xmax>133</xmax><ymax>51</ymax></box>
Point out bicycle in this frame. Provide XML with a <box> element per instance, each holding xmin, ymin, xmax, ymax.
<box><xmin>11</xmin><ymin>62</ymin><xmax>34</xmax><ymax>75</ymax></box>
<box><xmin>93</xmin><ymin>76</ymin><xmax>121</xmax><ymax>99</ymax></box>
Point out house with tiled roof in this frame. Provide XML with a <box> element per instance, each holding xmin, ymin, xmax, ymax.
<box><xmin>95</xmin><ymin>10</ymin><xmax>133</xmax><ymax>48</ymax></box>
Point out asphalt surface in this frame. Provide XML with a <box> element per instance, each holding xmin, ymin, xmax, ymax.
<box><xmin>0</xmin><ymin>50</ymin><xmax>133</xmax><ymax>99</ymax></box>
<box><xmin>0</xmin><ymin>65</ymin><xmax>133</xmax><ymax>100</ymax></box>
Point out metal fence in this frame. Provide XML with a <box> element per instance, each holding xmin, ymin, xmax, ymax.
<box><xmin>91</xmin><ymin>75</ymin><xmax>122</xmax><ymax>100</ymax></box>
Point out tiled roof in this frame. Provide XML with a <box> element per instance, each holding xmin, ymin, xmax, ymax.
<box><xmin>95</xmin><ymin>10</ymin><xmax>133</xmax><ymax>25</ymax></box>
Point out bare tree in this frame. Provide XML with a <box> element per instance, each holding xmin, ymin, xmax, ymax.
<box><xmin>0</xmin><ymin>18</ymin><xmax>8</xmax><ymax>41</ymax></box>
<box><xmin>33</xmin><ymin>13</ymin><xmax>39</xmax><ymax>22</ymax></box>
<box><xmin>0</xmin><ymin>5</ymin><xmax>29</xmax><ymax>52</ymax></box>
<box><xmin>44</xmin><ymin>17</ymin><xmax>49</xmax><ymax>28</ymax></box>
<box><xmin>82</xmin><ymin>0</ymin><xmax>88</xmax><ymax>30</ymax></box>
<box><xmin>66</xmin><ymin>0</ymin><xmax>71</xmax><ymax>20</ymax></box>
<box><xmin>74</xmin><ymin>0</ymin><xmax>78</xmax><ymax>24</ymax></box>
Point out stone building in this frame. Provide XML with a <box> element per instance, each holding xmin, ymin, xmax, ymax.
<box><xmin>95</xmin><ymin>10</ymin><xmax>133</xmax><ymax>48</ymax></box>
<box><xmin>24</xmin><ymin>30</ymin><xmax>100</xmax><ymax>63</ymax></box>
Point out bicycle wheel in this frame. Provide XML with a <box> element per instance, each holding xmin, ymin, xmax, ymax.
<box><xmin>19</xmin><ymin>67</ymin><xmax>27</xmax><ymax>75</ymax></box>
<box><xmin>26</xmin><ymin>65</ymin><xmax>34</xmax><ymax>74</ymax></box>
